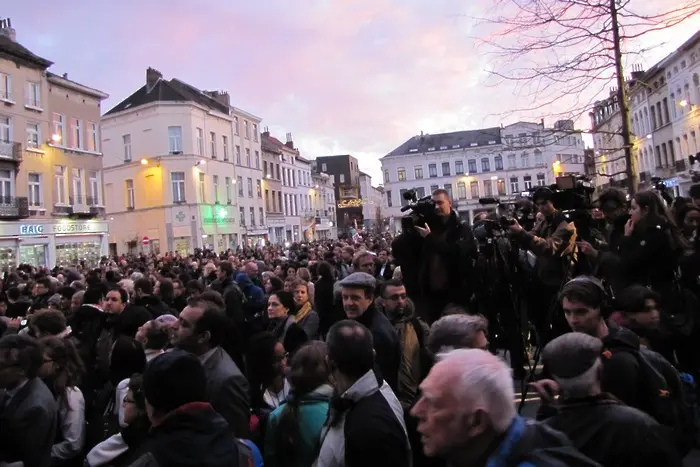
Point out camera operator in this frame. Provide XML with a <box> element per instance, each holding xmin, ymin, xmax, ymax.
<box><xmin>508</xmin><ymin>187</ymin><xmax>577</xmax><ymax>343</ymax></box>
<box><xmin>392</xmin><ymin>189</ymin><xmax>477</xmax><ymax>324</ymax></box>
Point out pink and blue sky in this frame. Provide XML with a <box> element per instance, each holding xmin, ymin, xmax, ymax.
<box><xmin>5</xmin><ymin>1</ymin><xmax>699</xmax><ymax>181</ymax></box>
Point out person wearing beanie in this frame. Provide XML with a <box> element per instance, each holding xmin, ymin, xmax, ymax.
<box><xmin>541</xmin><ymin>332</ymin><xmax>682</xmax><ymax>467</ymax></box>
<box><xmin>127</xmin><ymin>350</ymin><xmax>243</xmax><ymax>467</ymax></box>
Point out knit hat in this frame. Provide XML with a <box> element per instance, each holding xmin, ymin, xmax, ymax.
<box><xmin>143</xmin><ymin>350</ymin><xmax>207</xmax><ymax>414</ymax></box>
<box><xmin>542</xmin><ymin>332</ymin><xmax>603</xmax><ymax>380</ymax></box>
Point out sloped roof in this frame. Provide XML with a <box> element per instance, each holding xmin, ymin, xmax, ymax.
<box><xmin>384</xmin><ymin>127</ymin><xmax>502</xmax><ymax>157</ymax></box>
<box><xmin>103</xmin><ymin>77</ymin><xmax>230</xmax><ymax>116</ymax></box>
<box><xmin>0</xmin><ymin>35</ymin><xmax>53</xmax><ymax>69</ymax></box>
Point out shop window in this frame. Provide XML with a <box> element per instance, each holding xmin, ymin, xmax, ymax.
<box><xmin>19</xmin><ymin>244</ymin><xmax>46</xmax><ymax>267</ymax></box>
<box><xmin>56</xmin><ymin>241</ymin><xmax>100</xmax><ymax>268</ymax></box>
<box><xmin>0</xmin><ymin>247</ymin><xmax>16</xmax><ymax>270</ymax></box>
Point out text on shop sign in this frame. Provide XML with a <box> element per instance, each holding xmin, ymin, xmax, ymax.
<box><xmin>19</xmin><ymin>223</ymin><xmax>98</xmax><ymax>235</ymax></box>
<box><xmin>20</xmin><ymin>224</ymin><xmax>44</xmax><ymax>235</ymax></box>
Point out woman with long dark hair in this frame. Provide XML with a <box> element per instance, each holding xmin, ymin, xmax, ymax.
<box><xmin>39</xmin><ymin>336</ymin><xmax>86</xmax><ymax>467</ymax></box>
<box><xmin>264</xmin><ymin>341</ymin><xmax>332</xmax><ymax>467</ymax></box>
<box><xmin>266</xmin><ymin>291</ymin><xmax>308</xmax><ymax>355</ymax></box>
<box><xmin>619</xmin><ymin>190</ymin><xmax>684</xmax><ymax>299</ymax></box>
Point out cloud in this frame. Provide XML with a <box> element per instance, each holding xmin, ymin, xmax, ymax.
<box><xmin>4</xmin><ymin>0</ymin><xmax>698</xmax><ymax>181</ymax></box>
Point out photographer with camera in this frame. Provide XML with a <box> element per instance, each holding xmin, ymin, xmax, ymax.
<box><xmin>508</xmin><ymin>187</ymin><xmax>577</xmax><ymax>344</ymax></box>
<box><xmin>391</xmin><ymin>189</ymin><xmax>477</xmax><ymax>324</ymax></box>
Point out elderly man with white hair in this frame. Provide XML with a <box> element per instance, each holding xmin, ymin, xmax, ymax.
<box><xmin>410</xmin><ymin>349</ymin><xmax>598</xmax><ymax>467</ymax></box>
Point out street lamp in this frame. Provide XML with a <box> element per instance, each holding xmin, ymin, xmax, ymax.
<box><xmin>140</xmin><ymin>158</ymin><xmax>149</xmax><ymax>165</ymax></box>
<box><xmin>51</xmin><ymin>134</ymin><xmax>61</xmax><ymax>143</ymax></box>
<box><xmin>679</xmin><ymin>99</ymin><xmax>689</xmax><ymax>108</ymax></box>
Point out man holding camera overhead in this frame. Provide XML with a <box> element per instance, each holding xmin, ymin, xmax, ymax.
<box><xmin>392</xmin><ymin>189</ymin><xmax>477</xmax><ymax>324</ymax></box>
<box><xmin>508</xmin><ymin>186</ymin><xmax>577</xmax><ymax>344</ymax></box>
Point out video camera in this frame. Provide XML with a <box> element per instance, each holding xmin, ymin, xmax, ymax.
<box><xmin>650</xmin><ymin>177</ymin><xmax>674</xmax><ymax>205</ymax></box>
<box><xmin>521</xmin><ymin>174</ymin><xmax>595</xmax><ymax>237</ymax></box>
<box><xmin>400</xmin><ymin>189</ymin><xmax>437</xmax><ymax>231</ymax></box>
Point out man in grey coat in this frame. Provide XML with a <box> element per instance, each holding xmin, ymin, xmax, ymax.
<box><xmin>171</xmin><ymin>299</ymin><xmax>250</xmax><ymax>437</ymax></box>
<box><xmin>0</xmin><ymin>334</ymin><xmax>58</xmax><ymax>467</ymax></box>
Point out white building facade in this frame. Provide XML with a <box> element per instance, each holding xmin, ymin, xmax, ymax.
<box><xmin>101</xmin><ymin>68</ymin><xmax>265</xmax><ymax>254</ymax></box>
<box><xmin>592</xmin><ymin>31</ymin><xmax>700</xmax><ymax>195</ymax></box>
<box><xmin>380</xmin><ymin>121</ymin><xmax>585</xmax><ymax>230</ymax></box>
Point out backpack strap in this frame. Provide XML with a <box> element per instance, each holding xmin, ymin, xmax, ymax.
<box><xmin>235</xmin><ymin>438</ymin><xmax>258</xmax><ymax>467</ymax></box>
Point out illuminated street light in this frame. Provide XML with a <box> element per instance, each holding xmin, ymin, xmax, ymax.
<box><xmin>646</xmin><ymin>134</ymin><xmax>652</xmax><ymax>139</ymax></box>
<box><xmin>266</xmin><ymin>174</ymin><xmax>272</xmax><ymax>179</ymax></box>
<box><xmin>51</xmin><ymin>134</ymin><xmax>61</xmax><ymax>143</ymax></box>
<box><xmin>140</xmin><ymin>159</ymin><xmax>149</xmax><ymax>165</ymax></box>
<box><xmin>195</xmin><ymin>159</ymin><xmax>206</xmax><ymax>166</ymax></box>
<box><xmin>679</xmin><ymin>99</ymin><xmax>689</xmax><ymax>107</ymax></box>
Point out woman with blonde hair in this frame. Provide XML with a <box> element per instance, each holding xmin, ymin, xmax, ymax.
<box><xmin>292</xmin><ymin>280</ymin><xmax>319</xmax><ymax>339</ymax></box>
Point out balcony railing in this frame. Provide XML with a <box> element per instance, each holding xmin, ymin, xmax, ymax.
<box><xmin>0</xmin><ymin>197</ymin><xmax>29</xmax><ymax>218</ymax></box>
<box><xmin>0</xmin><ymin>141</ymin><xmax>22</xmax><ymax>162</ymax></box>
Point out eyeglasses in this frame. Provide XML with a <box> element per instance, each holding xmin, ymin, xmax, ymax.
<box><xmin>275</xmin><ymin>352</ymin><xmax>289</xmax><ymax>363</ymax></box>
<box><xmin>123</xmin><ymin>398</ymin><xmax>137</xmax><ymax>405</ymax></box>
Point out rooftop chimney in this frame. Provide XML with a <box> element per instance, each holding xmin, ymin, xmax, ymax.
<box><xmin>203</xmin><ymin>90</ymin><xmax>230</xmax><ymax>107</ymax></box>
<box><xmin>62</xmin><ymin>73</ymin><xmax>68</xmax><ymax>79</ymax></box>
<box><xmin>146</xmin><ymin>67</ymin><xmax>162</xmax><ymax>93</ymax></box>
<box><xmin>261</xmin><ymin>126</ymin><xmax>270</xmax><ymax>138</ymax></box>
<box><xmin>285</xmin><ymin>132</ymin><xmax>294</xmax><ymax>149</ymax></box>
<box><xmin>0</xmin><ymin>18</ymin><xmax>16</xmax><ymax>42</ymax></box>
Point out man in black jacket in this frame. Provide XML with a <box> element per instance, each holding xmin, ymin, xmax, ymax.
<box><xmin>0</xmin><ymin>334</ymin><xmax>58</xmax><ymax>467</ymax></box>
<box><xmin>392</xmin><ymin>189</ymin><xmax>477</xmax><ymax>324</ymax></box>
<box><xmin>542</xmin><ymin>332</ymin><xmax>681</xmax><ymax>467</ymax></box>
<box><xmin>128</xmin><ymin>350</ymin><xmax>244</xmax><ymax>467</ymax></box>
<box><xmin>338</xmin><ymin>272</ymin><xmax>400</xmax><ymax>391</ymax></box>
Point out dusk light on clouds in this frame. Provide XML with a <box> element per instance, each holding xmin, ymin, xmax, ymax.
<box><xmin>5</xmin><ymin>0</ymin><xmax>700</xmax><ymax>181</ymax></box>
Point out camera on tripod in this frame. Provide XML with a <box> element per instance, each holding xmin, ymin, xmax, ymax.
<box><xmin>472</xmin><ymin>198</ymin><xmax>516</xmax><ymax>242</ymax></box>
<box><xmin>400</xmin><ymin>189</ymin><xmax>437</xmax><ymax>231</ymax></box>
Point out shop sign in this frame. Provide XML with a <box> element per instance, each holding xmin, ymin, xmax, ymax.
<box><xmin>53</xmin><ymin>223</ymin><xmax>99</xmax><ymax>234</ymax></box>
<box><xmin>20</xmin><ymin>224</ymin><xmax>45</xmax><ymax>235</ymax></box>
<box><xmin>338</xmin><ymin>199</ymin><xmax>362</xmax><ymax>209</ymax></box>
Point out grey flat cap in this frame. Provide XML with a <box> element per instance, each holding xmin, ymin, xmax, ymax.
<box><xmin>543</xmin><ymin>332</ymin><xmax>603</xmax><ymax>380</ymax></box>
<box><xmin>339</xmin><ymin>272</ymin><xmax>376</xmax><ymax>289</ymax></box>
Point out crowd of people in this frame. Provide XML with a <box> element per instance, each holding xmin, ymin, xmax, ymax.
<box><xmin>0</xmin><ymin>183</ymin><xmax>698</xmax><ymax>467</ymax></box>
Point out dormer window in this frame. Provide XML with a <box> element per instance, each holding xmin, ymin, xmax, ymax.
<box><xmin>428</xmin><ymin>147</ymin><xmax>435</xmax><ymax>151</ymax></box>
<box><xmin>439</xmin><ymin>146</ymin><xmax>448</xmax><ymax>150</ymax></box>
<box><xmin>452</xmin><ymin>145</ymin><xmax>460</xmax><ymax>149</ymax></box>
<box><xmin>470</xmin><ymin>142</ymin><xmax>478</xmax><ymax>147</ymax></box>
<box><xmin>488</xmin><ymin>140</ymin><xmax>496</xmax><ymax>144</ymax></box>
<box><xmin>409</xmin><ymin>148</ymin><xmax>418</xmax><ymax>153</ymax></box>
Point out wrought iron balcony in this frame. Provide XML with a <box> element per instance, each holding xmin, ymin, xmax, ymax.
<box><xmin>0</xmin><ymin>197</ymin><xmax>29</xmax><ymax>219</ymax></box>
<box><xmin>0</xmin><ymin>141</ymin><xmax>22</xmax><ymax>163</ymax></box>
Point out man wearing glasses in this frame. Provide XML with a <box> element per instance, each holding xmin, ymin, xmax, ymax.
<box><xmin>0</xmin><ymin>334</ymin><xmax>57</xmax><ymax>467</ymax></box>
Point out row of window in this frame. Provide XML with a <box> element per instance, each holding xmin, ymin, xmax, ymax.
<box><xmin>385</xmin><ymin>152</ymin><xmax>547</xmax><ymax>183</ymax></box>
<box><xmin>0</xmin><ymin>72</ymin><xmax>42</xmax><ymax>109</ymax></box>
<box><xmin>264</xmin><ymin>189</ymin><xmax>322</xmax><ymax>217</ymax></box>
<box><xmin>0</xmin><ymin>167</ymin><xmax>101</xmax><ymax>207</ymax></box>
<box><xmin>386</xmin><ymin>174</ymin><xmax>547</xmax><ymax>207</ymax></box>
<box><xmin>263</xmin><ymin>160</ymin><xmax>313</xmax><ymax>187</ymax></box>
<box><xmin>52</xmin><ymin>113</ymin><xmax>100</xmax><ymax>152</ymax></box>
<box><xmin>123</xmin><ymin>126</ymin><xmax>262</xmax><ymax>166</ymax></box>
<box><xmin>0</xmin><ymin>115</ymin><xmax>98</xmax><ymax>152</ymax></box>
<box><xmin>632</xmin><ymin>76</ymin><xmax>700</xmax><ymax>137</ymax></box>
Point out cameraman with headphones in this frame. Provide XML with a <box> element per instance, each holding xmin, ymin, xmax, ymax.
<box><xmin>508</xmin><ymin>186</ymin><xmax>577</xmax><ymax>343</ymax></box>
<box><xmin>391</xmin><ymin>188</ymin><xmax>477</xmax><ymax>324</ymax></box>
